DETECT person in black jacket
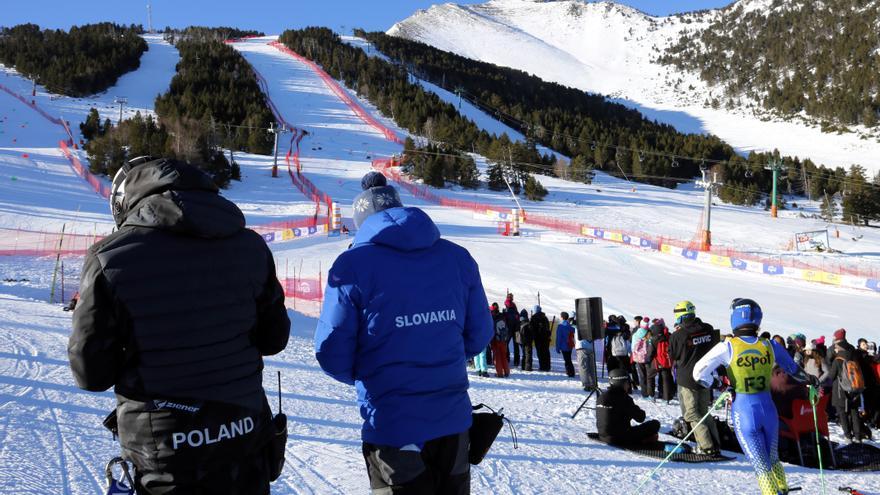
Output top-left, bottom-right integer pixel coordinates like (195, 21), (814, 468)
(68, 158), (291, 494)
(532, 306), (552, 371)
(504, 293), (520, 366)
(820, 343), (865, 443)
(825, 328), (854, 367)
(519, 310), (534, 372)
(669, 301), (721, 455)
(596, 369), (660, 446)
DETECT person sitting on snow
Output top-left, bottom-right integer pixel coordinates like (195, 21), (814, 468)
(596, 369), (660, 446)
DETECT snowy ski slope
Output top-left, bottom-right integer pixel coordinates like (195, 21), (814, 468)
(387, 0), (880, 176)
(0, 32), (878, 495)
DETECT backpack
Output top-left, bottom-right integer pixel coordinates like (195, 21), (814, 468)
(495, 320), (509, 342)
(836, 357), (866, 394)
(567, 327), (575, 350)
(654, 330), (672, 369)
(611, 334), (629, 357)
(632, 338), (648, 363)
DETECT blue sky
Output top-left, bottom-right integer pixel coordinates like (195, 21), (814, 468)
(3, 1), (734, 33)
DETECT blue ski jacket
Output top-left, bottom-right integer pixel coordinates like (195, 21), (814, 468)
(315, 207), (493, 447)
(556, 320), (575, 352)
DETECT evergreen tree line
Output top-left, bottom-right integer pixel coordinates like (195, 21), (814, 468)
(81, 30), (273, 187)
(161, 26), (264, 44)
(660, 0), (880, 128)
(365, 31), (880, 224)
(403, 137), (479, 189)
(279, 27), (549, 199)
(0, 23), (147, 96)
(365, 31), (736, 186)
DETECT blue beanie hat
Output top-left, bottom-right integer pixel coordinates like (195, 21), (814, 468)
(533, 305), (541, 314)
(352, 175), (402, 229)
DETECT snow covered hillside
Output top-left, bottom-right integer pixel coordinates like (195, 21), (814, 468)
(387, 0), (880, 176)
(343, 35), (880, 273)
(0, 33), (878, 495)
(0, 34), (178, 144)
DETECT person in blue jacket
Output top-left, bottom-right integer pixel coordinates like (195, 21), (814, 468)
(315, 172), (494, 494)
(693, 299), (817, 495)
(556, 311), (576, 377)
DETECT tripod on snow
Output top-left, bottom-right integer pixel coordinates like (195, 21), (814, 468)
(571, 347), (602, 420)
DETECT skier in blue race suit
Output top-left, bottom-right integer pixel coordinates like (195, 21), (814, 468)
(693, 298), (817, 495)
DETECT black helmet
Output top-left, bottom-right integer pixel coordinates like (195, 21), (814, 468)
(110, 155), (155, 227)
(608, 369), (630, 387)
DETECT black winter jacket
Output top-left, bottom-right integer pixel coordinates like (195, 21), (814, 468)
(669, 317), (719, 390)
(820, 347), (862, 408)
(597, 385), (646, 443)
(68, 161), (290, 479)
(531, 312), (551, 344)
(520, 320), (534, 346)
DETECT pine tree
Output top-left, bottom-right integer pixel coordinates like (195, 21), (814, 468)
(80, 108), (102, 141)
(821, 193), (837, 222)
(523, 174), (548, 201)
(487, 162), (506, 191)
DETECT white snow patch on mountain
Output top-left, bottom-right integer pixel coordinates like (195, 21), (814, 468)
(388, 0), (880, 175)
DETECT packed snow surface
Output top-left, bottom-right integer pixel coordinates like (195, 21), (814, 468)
(0, 33), (877, 495)
(387, 0), (880, 176)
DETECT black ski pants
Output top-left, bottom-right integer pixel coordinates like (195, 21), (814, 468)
(635, 363), (650, 398)
(648, 366), (675, 401)
(536, 340), (551, 371)
(603, 420), (661, 447)
(836, 396), (864, 441)
(561, 350), (575, 377)
(362, 431), (469, 494)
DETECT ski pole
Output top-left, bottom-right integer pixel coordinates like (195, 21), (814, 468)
(632, 391), (730, 495)
(809, 385), (827, 495)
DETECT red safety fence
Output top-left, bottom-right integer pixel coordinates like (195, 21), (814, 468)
(268, 41), (403, 145)
(60, 140), (111, 199)
(0, 82), (74, 144)
(372, 159), (880, 281)
(0, 214), (325, 257)
(250, 64), (291, 130)
(0, 226), (102, 256)
(280, 276), (323, 302)
(284, 129), (332, 220)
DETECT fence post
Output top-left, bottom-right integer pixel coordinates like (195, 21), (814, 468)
(49, 223), (66, 304)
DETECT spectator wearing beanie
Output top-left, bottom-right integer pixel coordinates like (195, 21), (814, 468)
(825, 328), (854, 368)
(316, 172), (493, 493)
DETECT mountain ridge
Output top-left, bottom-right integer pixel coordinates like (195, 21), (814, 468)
(387, 0), (880, 175)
